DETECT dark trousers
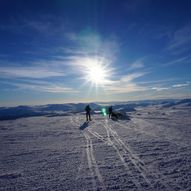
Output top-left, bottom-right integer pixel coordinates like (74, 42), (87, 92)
(86, 113), (91, 121)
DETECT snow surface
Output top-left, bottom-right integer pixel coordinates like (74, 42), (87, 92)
(0, 104), (191, 190)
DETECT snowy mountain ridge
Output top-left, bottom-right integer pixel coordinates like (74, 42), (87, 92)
(0, 98), (191, 120)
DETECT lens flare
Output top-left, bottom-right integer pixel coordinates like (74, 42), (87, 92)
(102, 108), (107, 116)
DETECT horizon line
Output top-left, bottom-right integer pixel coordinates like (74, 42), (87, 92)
(1, 97), (191, 108)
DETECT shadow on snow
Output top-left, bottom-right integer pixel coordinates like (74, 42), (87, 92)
(79, 121), (89, 130)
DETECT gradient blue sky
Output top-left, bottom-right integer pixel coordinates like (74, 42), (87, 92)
(0, 0), (191, 106)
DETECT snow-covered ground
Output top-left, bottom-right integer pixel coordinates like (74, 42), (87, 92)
(0, 105), (191, 190)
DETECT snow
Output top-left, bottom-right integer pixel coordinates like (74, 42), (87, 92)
(0, 103), (191, 190)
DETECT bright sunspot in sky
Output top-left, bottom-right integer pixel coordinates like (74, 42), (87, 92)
(85, 60), (108, 85)
(79, 57), (112, 87)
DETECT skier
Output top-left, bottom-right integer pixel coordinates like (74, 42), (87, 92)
(108, 106), (113, 119)
(85, 105), (92, 121)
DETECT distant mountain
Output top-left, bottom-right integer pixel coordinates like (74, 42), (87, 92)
(0, 103), (101, 120)
(176, 99), (191, 106)
(0, 99), (191, 120)
(0, 106), (45, 120)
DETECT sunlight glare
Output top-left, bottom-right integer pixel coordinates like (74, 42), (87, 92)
(87, 64), (106, 83)
(85, 58), (109, 85)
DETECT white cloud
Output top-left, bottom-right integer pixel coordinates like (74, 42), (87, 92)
(151, 87), (170, 91)
(105, 83), (148, 93)
(130, 60), (144, 69)
(163, 56), (191, 67)
(151, 82), (190, 91)
(42, 86), (77, 93)
(66, 31), (119, 61)
(172, 83), (190, 88)
(137, 77), (182, 85)
(123, 58), (147, 73)
(0, 66), (65, 78)
(120, 72), (146, 82)
(104, 72), (148, 93)
(2, 80), (77, 93)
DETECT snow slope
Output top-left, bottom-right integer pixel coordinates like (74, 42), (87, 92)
(0, 105), (191, 190)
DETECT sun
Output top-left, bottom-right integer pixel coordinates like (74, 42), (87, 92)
(85, 58), (109, 85)
(87, 64), (106, 84)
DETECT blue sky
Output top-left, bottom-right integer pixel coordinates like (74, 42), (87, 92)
(0, 0), (191, 106)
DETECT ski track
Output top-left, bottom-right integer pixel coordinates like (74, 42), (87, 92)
(104, 119), (151, 190)
(84, 132), (106, 191)
(84, 132), (97, 191)
(114, 121), (173, 189)
(66, 116), (106, 190)
(75, 147), (86, 181)
(114, 118), (190, 190)
(86, 120), (147, 190)
(87, 118), (172, 190)
(105, 120), (173, 191)
(87, 129), (109, 145)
